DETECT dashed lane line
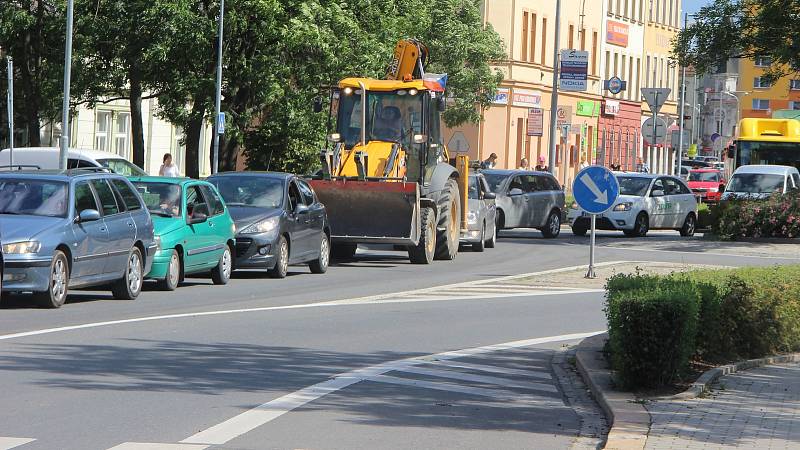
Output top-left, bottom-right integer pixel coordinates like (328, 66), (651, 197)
(0, 438), (35, 450)
(178, 331), (604, 446)
(106, 444), (208, 450)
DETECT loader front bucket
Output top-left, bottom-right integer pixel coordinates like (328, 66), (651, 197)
(308, 180), (420, 246)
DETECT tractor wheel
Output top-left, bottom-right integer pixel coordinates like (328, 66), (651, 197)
(434, 178), (461, 261)
(408, 207), (436, 264)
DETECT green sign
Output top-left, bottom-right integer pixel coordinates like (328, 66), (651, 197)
(576, 100), (600, 117)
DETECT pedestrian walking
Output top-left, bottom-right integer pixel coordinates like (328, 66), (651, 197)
(636, 157), (650, 173)
(159, 153), (181, 177)
(519, 158), (529, 170)
(579, 157), (588, 169)
(481, 153), (498, 169)
(534, 156), (549, 172)
(609, 159), (621, 171)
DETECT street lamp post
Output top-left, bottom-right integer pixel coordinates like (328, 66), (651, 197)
(211, 0), (225, 175)
(7, 55), (13, 167)
(59, 0), (75, 171)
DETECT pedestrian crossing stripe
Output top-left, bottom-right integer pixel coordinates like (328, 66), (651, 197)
(0, 438), (35, 450)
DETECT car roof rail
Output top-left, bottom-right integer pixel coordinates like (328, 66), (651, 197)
(0, 164), (42, 171)
(65, 167), (114, 174)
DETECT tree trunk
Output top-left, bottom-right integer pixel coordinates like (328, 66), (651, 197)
(184, 101), (206, 179)
(129, 74), (146, 169)
(220, 136), (239, 172)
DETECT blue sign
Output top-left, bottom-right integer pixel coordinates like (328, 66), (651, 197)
(216, 113), (225, 135)
(573, 166), (620, 214)
(604, 76), (627, 94)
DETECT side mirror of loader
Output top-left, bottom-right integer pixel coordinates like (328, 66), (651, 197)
(413, 134), (427, 145)
(437, 96), (447, 111)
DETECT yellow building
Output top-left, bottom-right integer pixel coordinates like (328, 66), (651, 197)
(738, 56), (800, 119)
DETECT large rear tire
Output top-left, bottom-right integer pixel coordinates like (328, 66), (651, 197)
(409, 207), (436, 264)
(434, 178), (461, 261)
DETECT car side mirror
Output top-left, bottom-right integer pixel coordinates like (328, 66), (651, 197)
(509, 188), (524, 197)
(483, 192), (497, 200)
(295, 204), (310, 215)
(189, 211), (208, 224)
(651, 189), (665, 197)
(413, 134), (427, 145)
(76, 209), (101, 223)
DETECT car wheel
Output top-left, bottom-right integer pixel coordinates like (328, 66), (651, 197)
(572, 225), (588, 237)
(309, 232), (330, 274)
(495, 210), (505, 235)
(211, 245), (233, 285)
(159, 250), (181, 291)
(680, 213), (696, 237)
(631, 212), (649, 237)
(473, 223), (486, 252)
(331, 243), (357, 261)
(112, 247), (143, 300)
(34, 250), (69, 308)
(434, 178), (461, 260)
(485, 221), (496, 248)
(542, 210), (561, 238)
(408, 207), (436, 264)
(268, 236), (289, 279)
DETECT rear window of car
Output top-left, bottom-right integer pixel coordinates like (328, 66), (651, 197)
(91, 179), (121, 216)
(111, 179), (142, 211)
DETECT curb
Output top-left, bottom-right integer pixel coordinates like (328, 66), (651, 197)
(661, 352), (800, 401)
(575, 333), (649, 450)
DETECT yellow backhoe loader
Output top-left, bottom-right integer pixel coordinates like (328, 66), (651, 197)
(308, 39), (469, 264)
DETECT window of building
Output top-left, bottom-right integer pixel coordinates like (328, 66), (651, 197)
(790, 80), (800, 90)
(754, 56), (772, 67)
(620, 55), (626, 97)
(530, 14), (537, 62)
(172, 126), (187, 173)
(592, 31), (598, 75)
(541, 18), (548, 65)
(752, 99), (770, 110)
(95, 111), (111, 152)
(790, 101), (800, 110)
(628, 58), (634, 100)
(113, 112), (131, 159)
(645, 56), (650, 88)
(580, 25), (585, 50)
(754, 77), (772, 89)
(568, 24), (574, 49)
(605, 51), (611, 80)
(521, 11), (529, 62)
(608, 0), (613, 15)
(635, 58), (641, 98)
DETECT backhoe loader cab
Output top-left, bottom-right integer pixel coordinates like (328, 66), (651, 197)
(308, 40), (468, 265)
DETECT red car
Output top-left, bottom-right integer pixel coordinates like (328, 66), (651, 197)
(687, 169), (726, 203)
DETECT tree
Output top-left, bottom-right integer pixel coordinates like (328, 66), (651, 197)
(673, 0), (800, 82)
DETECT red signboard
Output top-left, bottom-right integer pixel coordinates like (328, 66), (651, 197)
(606, 21), (629, 47)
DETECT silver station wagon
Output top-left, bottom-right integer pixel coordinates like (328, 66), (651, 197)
(0, 169), (156, 308)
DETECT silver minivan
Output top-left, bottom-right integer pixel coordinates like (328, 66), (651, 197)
(482, 170), (565, 238)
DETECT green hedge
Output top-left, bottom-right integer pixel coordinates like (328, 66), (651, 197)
(605, 265), (800, 389)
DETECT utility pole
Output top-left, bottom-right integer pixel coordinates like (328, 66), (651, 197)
(677, 13), (688, 177)
(7, 56), (13, 166)
(59, 0), (75, 170)
(211, 0), (225, 175)
(547, 0), (562, 175)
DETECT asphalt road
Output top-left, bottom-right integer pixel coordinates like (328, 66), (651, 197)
(0, 229), (797, 450)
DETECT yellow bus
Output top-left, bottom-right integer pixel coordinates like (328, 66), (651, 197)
(732, 118), (800, 170)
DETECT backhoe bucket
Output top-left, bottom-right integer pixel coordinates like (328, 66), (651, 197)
(308, 180), (420, 245)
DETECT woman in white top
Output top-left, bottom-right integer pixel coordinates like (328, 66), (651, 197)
(159, 153), (180, 177)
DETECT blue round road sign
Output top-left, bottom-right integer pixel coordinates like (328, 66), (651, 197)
(572, 166), (620, 214)
(607, 76), (624, 94)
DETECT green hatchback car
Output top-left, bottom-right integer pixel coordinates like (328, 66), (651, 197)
(130, 177), (235, 290)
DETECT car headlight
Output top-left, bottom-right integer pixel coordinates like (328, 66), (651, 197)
(240, 216), (279, 234)
(467, 211), (478, 224)
(613, 202), (633, 212)
(708, 187), (719, 193)
(3, 241), (41, 254)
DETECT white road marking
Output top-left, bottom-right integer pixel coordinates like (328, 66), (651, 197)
(106, 444), (208, 450)
(321, 288), (604, 305)
(366, 375), (568, 409)
(425, 360), (552, 380)
(0, 438), (35, 450)
(180, 331), (603, 445)
(391, 365), (558, 393)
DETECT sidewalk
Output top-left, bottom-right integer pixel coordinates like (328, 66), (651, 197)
(645, 362), (800, 449)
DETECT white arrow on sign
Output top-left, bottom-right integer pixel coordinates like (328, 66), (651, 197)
(580, 173), (608, 204)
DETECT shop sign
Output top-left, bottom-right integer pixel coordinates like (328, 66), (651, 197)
(556, 105), (573, 127)
(606, 20), (629, 47)
(527, 108), (544, 136)
(493, 88), (509, 105)
(513, 89), (542, 108)
(604, 100), (620, 116)
(577, 100), (600, 117)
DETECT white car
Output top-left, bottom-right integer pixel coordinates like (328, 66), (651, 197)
(0, 147), (146, 176)
(721, 164), (800, 200)
(567, 173), (698, 237)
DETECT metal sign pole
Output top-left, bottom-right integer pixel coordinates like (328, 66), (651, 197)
(652, 92), (657, 172)
(586, 213), (596, 278)
(59, 0), (74, 171)
(211, 0), (225, 175)
(6, 56), (13, 167)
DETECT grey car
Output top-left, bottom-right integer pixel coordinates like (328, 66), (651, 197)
(482, 169), (565, 238)
(208, 172), (330, 278)
(0, 170), (156, 307)
(460, 173), (497, 251)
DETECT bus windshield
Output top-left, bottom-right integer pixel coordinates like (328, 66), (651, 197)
(736, 141), (800, 170)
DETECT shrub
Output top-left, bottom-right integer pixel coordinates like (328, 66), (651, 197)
(712, 191), (800, 240)
(606, 276), (700, 389)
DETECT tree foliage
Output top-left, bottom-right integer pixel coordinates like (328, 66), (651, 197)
(673, 0), (800, 82)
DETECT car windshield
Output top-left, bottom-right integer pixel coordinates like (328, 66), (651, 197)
(482, 173), (507, 193)
(617, 176), (652, 196)
(689, 171), (720, 182)
(728, 173), (785, 194)
(468, 176), (481, 199)
(98, 158), (147, 176)
(0, 179), (68, 217)
(209, 176), (284, 209)
(132, 182), (182, 217)
(337, 89), (424, 150)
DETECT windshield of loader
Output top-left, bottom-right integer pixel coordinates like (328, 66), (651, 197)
(337, 88), (424, 150)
